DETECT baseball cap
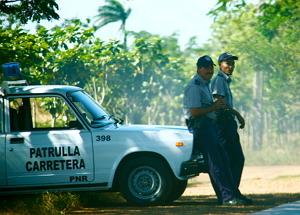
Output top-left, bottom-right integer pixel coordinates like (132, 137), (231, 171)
(196, 55), (216, 68)
(218, 52), (238, 62)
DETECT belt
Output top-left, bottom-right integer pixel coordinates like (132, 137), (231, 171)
(217, 111), (234, 121)
(186, 116), (214, 129)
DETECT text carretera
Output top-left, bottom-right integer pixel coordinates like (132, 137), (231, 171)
(25, 146), (85, 172)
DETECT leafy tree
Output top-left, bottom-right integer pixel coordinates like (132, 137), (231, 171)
(33, 19), (97, 87)
(94, 0), (131, 48)
(0, 0), (59, 23)
(1, 18), (190, 125)
(85, 33), (187, 125)
(0, 18), (97, 86)
(208, 0), (246, 17)
(257, 0), (300, 39)
(209, 2), (299, 149)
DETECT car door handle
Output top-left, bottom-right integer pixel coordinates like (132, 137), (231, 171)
(10, 137), (24, 144)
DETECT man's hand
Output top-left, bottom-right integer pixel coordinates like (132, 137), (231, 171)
(230, 108), (245, 129)
(212, 98), (227, 110)
(236, 114), (245, 129)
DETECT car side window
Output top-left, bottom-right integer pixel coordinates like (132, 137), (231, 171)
(9, 96), (83, 131)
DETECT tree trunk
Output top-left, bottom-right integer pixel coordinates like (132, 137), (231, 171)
(252, 70), (264, 150)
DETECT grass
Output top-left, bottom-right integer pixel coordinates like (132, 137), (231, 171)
(274, 175), (300, 180)
(0, 192), (126, 214)
(0, 192), (80, 215)
(243, 142), (300, 165)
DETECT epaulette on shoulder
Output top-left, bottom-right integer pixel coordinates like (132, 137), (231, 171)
(194, 79), (200, 85)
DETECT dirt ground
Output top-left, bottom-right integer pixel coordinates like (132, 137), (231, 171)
(71, 165), (300, 215)
(185, 165), (300, 196)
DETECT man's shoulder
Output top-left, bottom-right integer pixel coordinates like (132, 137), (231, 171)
(186, 75), (202, 87)
(212, 73), (226, 85)
(213, 72), (226, 80)
(184, 78), (203, 96)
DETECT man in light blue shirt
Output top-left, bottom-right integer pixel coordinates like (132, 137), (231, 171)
(183, 55), (247, 205)
(211, 52), (252, 205)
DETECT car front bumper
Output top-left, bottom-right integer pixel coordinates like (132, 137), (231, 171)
(179, 155), (208, 177)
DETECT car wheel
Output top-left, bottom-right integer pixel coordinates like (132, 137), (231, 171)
(119, 157), (174, 205)
(166, 179), (187, 202)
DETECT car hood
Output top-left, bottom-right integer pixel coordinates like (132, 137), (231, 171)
(115, 124), (189, 132)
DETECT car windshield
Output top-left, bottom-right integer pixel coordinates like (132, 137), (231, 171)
(68, 90), (114, 128)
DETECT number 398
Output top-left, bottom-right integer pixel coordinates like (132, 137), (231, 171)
(96, 135), (111, 142)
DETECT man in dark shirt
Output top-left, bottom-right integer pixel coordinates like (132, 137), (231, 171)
(211, 52), (252, 204)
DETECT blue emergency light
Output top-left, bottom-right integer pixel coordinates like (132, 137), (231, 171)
(2, 62), (23, 81)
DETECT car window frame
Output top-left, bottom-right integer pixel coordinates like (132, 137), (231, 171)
(6, 93), (88, 133)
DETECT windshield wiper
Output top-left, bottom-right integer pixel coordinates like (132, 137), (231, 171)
(108, 115), (124, 125)
(93, 114), (123, 125)
(93, 115), (106, 121)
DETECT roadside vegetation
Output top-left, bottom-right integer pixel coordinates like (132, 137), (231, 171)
(0, 192), (126, 214)
(0, 192), (80, 214)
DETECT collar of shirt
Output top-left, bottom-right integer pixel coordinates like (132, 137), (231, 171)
(218, 71), (232, 83)
(194, 74), (210, 86)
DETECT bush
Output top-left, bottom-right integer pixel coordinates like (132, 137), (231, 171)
(244, 141), (300, 165)
(35, 192), (80, 214)
(0, 192), (80, 215)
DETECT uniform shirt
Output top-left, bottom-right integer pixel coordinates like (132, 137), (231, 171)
(210, 71), (233, 108)
(183, 74), (216, 119)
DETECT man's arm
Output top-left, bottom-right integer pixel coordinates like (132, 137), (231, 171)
(190, 99), (226, 118)
(213, 94), (245, 129)
(230, 108), (245, 129)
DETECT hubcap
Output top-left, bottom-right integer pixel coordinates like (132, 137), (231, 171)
(128, 166), (162, 200)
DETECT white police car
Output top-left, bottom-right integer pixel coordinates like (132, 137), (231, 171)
(0, 63), (205, 205)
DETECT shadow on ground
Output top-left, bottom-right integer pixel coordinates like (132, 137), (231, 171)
(1, 192), (299, 214)
(71, 192), (300, 215)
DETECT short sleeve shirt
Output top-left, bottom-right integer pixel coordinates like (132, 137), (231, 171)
(183, 74), (215, 119)
(210, 71), (233, 108)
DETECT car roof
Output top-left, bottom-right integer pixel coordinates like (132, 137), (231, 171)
(3, 85), (82, 96)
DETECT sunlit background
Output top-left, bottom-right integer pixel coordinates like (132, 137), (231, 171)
(1, 0), (299, 165)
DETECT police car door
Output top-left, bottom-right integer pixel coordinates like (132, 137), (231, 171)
(0, 95), (5, 186)
(6, 95), (94, 187)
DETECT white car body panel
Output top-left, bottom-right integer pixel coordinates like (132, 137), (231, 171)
(0, 85), (199, 195)
(5, 130), (94, 186)
(91, 125), (193, 188)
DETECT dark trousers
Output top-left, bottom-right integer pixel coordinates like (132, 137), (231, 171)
(192, 117), (237, 202)
(216, 116), (245, 197)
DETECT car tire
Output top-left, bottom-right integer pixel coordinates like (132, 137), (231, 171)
(166, 179), (187, 202)
(119, 157), (174, 206)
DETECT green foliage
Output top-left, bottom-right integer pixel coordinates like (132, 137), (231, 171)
(0, 19), (97, 86)
(0, 19), (190, 125)
(0, 192), (80, 214)
(244, 139), (300, 165)
(84, 34), (187, 124)
(95, 0), (131, 28)
(207, 0), (299, 150)
(208, 0), (246, 17)
(36, 192), (80, 215)
(94, 0), (131, 47)
(210, 1), (299, 115)
(0, 0), (59, 24)
(257, 0), (300, 39)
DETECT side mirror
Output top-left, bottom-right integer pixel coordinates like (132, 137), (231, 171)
(68, 120), (83, 129)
